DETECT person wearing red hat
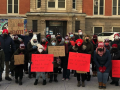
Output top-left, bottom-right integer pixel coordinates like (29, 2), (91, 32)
(46, 34), (51, 43)
(10, 42), (26, 85)
(61, 36), (72, 81)
(104, 39), (111, 51)
(94, 42), (111, 89)
(72, 39), (87, 87)
(69, 32), (75, 46)
(0, 29), (16, 81)
(91, 35), (98, 77)
(110, 44), (120, 86)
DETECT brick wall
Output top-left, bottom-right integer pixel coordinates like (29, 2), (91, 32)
(0, 0), (7, 14)
(105, 0), (112, 16)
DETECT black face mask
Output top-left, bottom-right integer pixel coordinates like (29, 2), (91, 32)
(33, 41), (37, 43)
(98, 48), (104, 52)
(3, 34), (8, 38)
(111, 48), (118, 53)
(86, 39), (89, 42)
(93, 39), (97, 42)
(41, 42), (45, 44)
(29, 33), (33, 36)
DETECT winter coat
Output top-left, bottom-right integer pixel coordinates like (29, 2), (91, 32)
(0, 35), (16, 61)
(75, 34), (83, 40)
(0, 49), (5, 72)
(14, 40), (20, 50)
(111, 40), (120, 51)
(94, 49), (112, 73)
(10, 49), (26, 70)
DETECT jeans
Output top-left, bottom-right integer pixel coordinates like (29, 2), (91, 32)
(36, 72), (46, 80)
(97, 71), (109, 84)
(63, 68), (70, 79)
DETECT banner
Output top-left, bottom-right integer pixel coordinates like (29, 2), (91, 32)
(112, 60), (120, 78)
(31, 54), (53, 72)
(68, 52), (91, 72)
(14, 55), (24, 65)
(8, 19), (24, 34)
(48, 46), (65, 57)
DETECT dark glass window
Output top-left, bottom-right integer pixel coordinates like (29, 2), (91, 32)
(94, 27), (102, 35)
(32, 20), (38, 32)
(75, 21), (80, 32)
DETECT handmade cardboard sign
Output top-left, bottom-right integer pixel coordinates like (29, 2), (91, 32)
(112, 60), (120, 78)
(31, 54), (53, 72)
(68, 52), (91, 72)
(48, 46), (65, 57)
(14, 55), (24, 65)
(8, 19), (24, 34)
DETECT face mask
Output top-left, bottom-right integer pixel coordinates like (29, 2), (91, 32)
(98, 48), (104, 52)
(41, 42), (45, 44)
(86, 39), (89, 42)
(70, 34), (73, 37)
(93, 39), (97, 42)
(33, 41), (37, 43)
(47, 38), (51, 41)
(115, 36), (119, 39)
(52, 42), (56, 46)
(38, 49), (43, 53)
(3, 34), (7, 37)
(65, 41), (69, 44)
(79, 32), (82, 35)
(105, 43), (109, 46)
(29, 33), (33, 36)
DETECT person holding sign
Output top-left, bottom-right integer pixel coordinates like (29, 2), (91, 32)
(31, 44), (46, 85)
(27, 34), (38, 78)
(41, 38), (48, 52)
(94, 42), (111, 89)
(72, 39), (87, 87)
(110, 44), (120, 86)
(10, 43), (26, 85)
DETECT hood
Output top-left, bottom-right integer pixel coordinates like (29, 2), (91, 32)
(30, 34), (38, 46)
(83, 35), (91, 43)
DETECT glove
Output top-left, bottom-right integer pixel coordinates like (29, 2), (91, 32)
(32, 46), (37, 49)
(99, 66), (103, 73)
(102, 66), (106, 73)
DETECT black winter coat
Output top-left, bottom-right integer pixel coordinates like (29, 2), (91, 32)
(14, 40), (20, 50)
(0, 36), (16, 61)
(111, 40), (120, 51)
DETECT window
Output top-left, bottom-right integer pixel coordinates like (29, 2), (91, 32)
(37, 0), (41, 8)
(47, 0), (66, 9)
(7, 0), (19, 14)
(113, 27), (120, 32)
(73, 0), (76, 9)
(32, 20), (38, 32)
(113, 0), (120, 15)
(75, 21), (80, 32)
(93, 27), (102, 35)
(94, 0), (104, 15)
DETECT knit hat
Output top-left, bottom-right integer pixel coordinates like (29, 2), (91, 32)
(76, 39), (83, 46)
(112, 44), (118, 48)
(114, 33), (119, 38)
(104, 39), (109, 42)
(93, 35), (97, 38)
(65, 35), (69, 40)
(98, 42), (104, 47)
(28, 30), (33, 32)
(30, 34), (38, 46)
(46, 34), (51, 38)
(19, 43), (25, 49)
(69, 32), (73, 35)
(37, 44), (44, 49)
(2, 29), (8, 34)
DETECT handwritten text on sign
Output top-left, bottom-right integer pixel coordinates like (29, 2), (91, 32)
(31, 54), (53, 72)
(14, 55), (24, 65)
(68, 52), (91, 72)
(48, 46), (65, 57)
(112, 60), (120, 78)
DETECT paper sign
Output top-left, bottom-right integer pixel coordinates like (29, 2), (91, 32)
(31, 54), (53, 72)
(76, 71), (87, 73)
(112, 60), (120, 78)
(48, 46), (65, 57)
(8, 19), (24, 34)
(14, 55), (24, 65)
(68, 52), (91, 72)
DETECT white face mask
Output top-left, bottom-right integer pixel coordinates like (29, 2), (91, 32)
(38, 49), (43, 53)
(115, 36), (119, 39)
(79, 32), (82, 35)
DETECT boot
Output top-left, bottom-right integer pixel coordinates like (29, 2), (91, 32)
(102, 83), (106, 89)
(99, 82), (102, 89)
(95, 71), (97, 76)
(82, 82), (85, 87)
(77, 81), (81, 87)
(43, 80), (46, 85)
(54, 74), (58, 82)
(0, 78), (2, 81)
(49, 74), (53, 83)
(115, 82), (119, 86)
(19, 79), (22, 85)
(87, 75), (91, 81)
(34, 79), (38, 85)
(5, 77), (12, 81)
(15, 79), (18, 83)
(110, 81), (115, 84)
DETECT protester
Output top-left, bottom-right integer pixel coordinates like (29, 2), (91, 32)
(10, 43), (26, 85)
(46, 34), (51, 44)
(31, 44), (46, 85)
(62, 36), (72, 81)
(41, 38), (48, 52)
(104, 39), (111, 51)
(110, 44), (120, 86)
(0, 29), (16, 81)
(13, 35), (20, 50)
(27, 34), (38, 78)
(72, 39), (87, 87)
(83, 35), (93, 81)
(91, 35), (98, 77)
(75, 29), (83, 40)
(18, 30), (33, 74)
(69, 32), (75, 46)
(49, 38), (60, 83)
(94, 42), (111, 89)
(0, 43), (5, 82)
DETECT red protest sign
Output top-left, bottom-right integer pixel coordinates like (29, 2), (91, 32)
(68, 52), (91, 72)
(112, 60), (120, 78)
(31, 54), (53, 72)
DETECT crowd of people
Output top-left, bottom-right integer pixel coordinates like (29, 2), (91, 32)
(0, 29), (120, 89)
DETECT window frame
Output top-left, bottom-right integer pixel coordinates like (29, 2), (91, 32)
(93, 26), (103, 35)
(47, 0), (66, 10)
(93, 0), (105, 15)
(72, 0), (76, 10)
(112, 0), (120, 15)
(36, 0), (41, 9)
(7, 0), (19, 14)
(112, 26), (120, 32)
